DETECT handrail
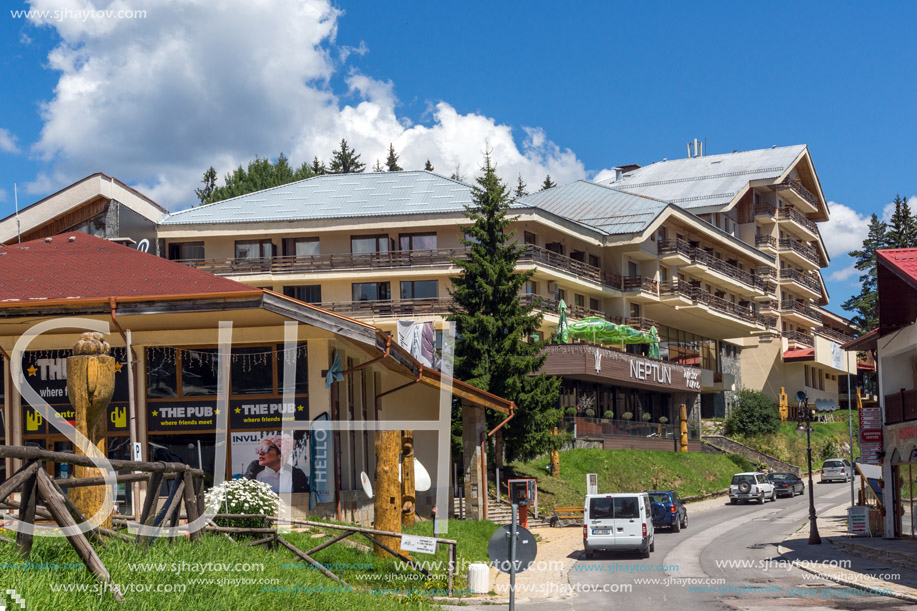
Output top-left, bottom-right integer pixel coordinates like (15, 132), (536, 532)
(756, 235), (777, 249)
(813, 326), (853, 344)
(779, 300), (823, 323)
(778, 238), (820, 264)
(779, 268), (821, 292)
(775, 206), (818, 233)
(777, 179), (820, 207)
(520, 244), (622, 289)
(622, 275), (658, 293)
(784, 330), (815, 347)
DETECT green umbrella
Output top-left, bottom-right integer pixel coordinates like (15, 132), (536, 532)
(556, 299), (570, 344)
(565, 317), (660, 358)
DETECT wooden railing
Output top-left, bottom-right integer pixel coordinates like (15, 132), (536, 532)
(756, 235), (777, 249)
(779, 300), (823, 323)
(885, 388), (917, 425)
(775, 206), (818, 234)
(520, 245), (622, 289)
(313, 298), (454, 318)
(519, 294), (606, 320)
(777, 178), (820, 208)
(778, 238), (820, 265)
(657, 238), (694, 259)
(779, 268), (821, 292)
(813, 326), (853, 345)
(784, 330), (815, 347)
(622, 275), (658, 293)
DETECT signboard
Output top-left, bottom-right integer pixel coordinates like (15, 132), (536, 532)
(400, 534), (437, 555)
(230, 398), (309, 429)
(859, 406), (883, 465)
(587, 473), (598, 496)
(309, 412), (334, 509)
(830, 342), (845, 371)
(861, 430), (883, 442)
(230, 430), (310, 493)
(543, 344), (700, 392)
(848, 506), (870, 536)
(20, 349), (129, 407)
(148, 400), (218, 431)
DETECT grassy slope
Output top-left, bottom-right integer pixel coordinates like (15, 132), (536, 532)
(508, 448), (742, 513)
(731, 411), (859, 471)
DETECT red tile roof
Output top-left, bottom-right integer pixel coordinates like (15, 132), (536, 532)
(0, 232), (256, 303)
(783, 347), (814, 362)
(877, 248), (917, 287)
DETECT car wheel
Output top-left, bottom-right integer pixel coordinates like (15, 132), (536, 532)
(681, 514), (688, 529)
(730, 498), (737, 505)
(770, 490), (777, 502)
(650, 540), (655, 553)
(641, 545), (650, 559)
(757, 494), (765, 504)
(672, 518), (681, 533)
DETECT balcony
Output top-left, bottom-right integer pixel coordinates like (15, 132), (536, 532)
(784, 329), (814, 347)
(776, 179), (820, 212)
(778, 268), (822, 297)
(519, 245), (622, 290)
(519, 294), (607, 321)
(657, 238), (693, 265)
(813, 326), (854, 345)
(659, 280), (693, 305)
(779, 300), (823, 325)
(313, 297), (453, 318)
(686, 249), (763, 294)
(176, 248), (467, 276)
(885, 389), (917, 425)
(755, 203), (777, 222)
(778, 238), (820, 266)
(691, 288), (760, 326)
(755, 235), (777, 253)
(622, 276), (659, 303)
(624, 316), (659, 332)
(775, 206), (819, 237)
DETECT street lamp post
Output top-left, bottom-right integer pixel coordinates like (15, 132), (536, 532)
(796, 391), (821, 545)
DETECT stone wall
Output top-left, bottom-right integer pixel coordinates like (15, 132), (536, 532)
(703, 435), (800, 475)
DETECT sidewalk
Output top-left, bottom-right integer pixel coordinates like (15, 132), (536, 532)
(777, 501), (917, 603)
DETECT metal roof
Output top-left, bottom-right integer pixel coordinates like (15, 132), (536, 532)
(515, 180), (669, 235)
(161, 171), (475, 225)
(598, 145), (807, 211)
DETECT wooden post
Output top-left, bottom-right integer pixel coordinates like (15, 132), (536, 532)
(182, 471), (201, 541)
(778, 387), (789, 422)
(401, 430), (416, 528)
(16, 468), (39, 557)
(550, 427), (561, 478)
(67, 332), (117, 531)
(373, 430), (401, 557)
(679, 404), (688, 452)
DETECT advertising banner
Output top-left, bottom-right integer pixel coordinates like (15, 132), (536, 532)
(231, 429), (310, 494)
(309, 412), (334, 509)
(230, 397), (309, 429)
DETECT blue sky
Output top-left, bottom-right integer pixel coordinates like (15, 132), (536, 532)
(1, 1), (915, 316)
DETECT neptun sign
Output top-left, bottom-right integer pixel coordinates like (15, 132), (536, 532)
(541, 344), (701, 393)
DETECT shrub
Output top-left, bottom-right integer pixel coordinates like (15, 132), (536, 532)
(821, 439), (840, 460)
(658, 416), (668, 424)
(585, 408), (595, 417)
(204, 478), (280, 530)
(603, 410), (614, 419)
(641, 413), (652, 422)
(726, 453), (756, 473)
(622, 412), (633, 420)
(565, 407), (577, 417)
(724, 389), (780, 437)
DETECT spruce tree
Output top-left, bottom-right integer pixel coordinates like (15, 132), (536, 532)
(842, 213), (888, 329)
(328, 138), (365, 174)
(513, 174), (528, 199)
(424, 159), (434, 171)
(887, 194), (917, 248)
(385, 143), (403, 171)
(310, 156), (326, 175)
(195, 166), (218, 205)
(449, 153), (562, 463)
(450, 164), (464, 182)
(541, 175), (557, 190)
(373, 159), (384, 173)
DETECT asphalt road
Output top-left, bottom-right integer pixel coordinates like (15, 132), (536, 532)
(517, 478), (913, 610)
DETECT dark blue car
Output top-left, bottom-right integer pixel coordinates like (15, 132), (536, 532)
(647, 490), (688, 532)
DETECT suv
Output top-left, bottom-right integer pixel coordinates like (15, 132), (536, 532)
(821, 459), (852, 483)
(729, 472), (776, 504)
(647, 490), (688, 532)
(583, 493), (655, 559)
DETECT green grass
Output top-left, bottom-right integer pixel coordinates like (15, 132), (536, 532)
(731, 412), (859, 471)
(507, 448), (744, 513)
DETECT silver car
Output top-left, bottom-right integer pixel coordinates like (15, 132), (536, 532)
(821, 459), (852, 483)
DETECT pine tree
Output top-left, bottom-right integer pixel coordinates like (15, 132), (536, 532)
(328, 138), (365, 174)
(513, 174), (528, 199)
(195, 166), (218, 205)
(424, 159), (434, 172)
(448, 153), (562, 463)
(887, 194), (917, 248)
(541, 175), (556, 190)
(842, 213), (888, 329)
(385, 143), (403, 171)
(450, 164), (464, 182)
(373, 159), (384, 173)
(310, 156), (326, 175)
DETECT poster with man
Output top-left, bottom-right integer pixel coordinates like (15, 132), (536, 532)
(231, 430), (310, 493)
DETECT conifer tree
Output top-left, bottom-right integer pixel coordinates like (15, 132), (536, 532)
(385, 143), (403, 171)
(450, 164), (464, 182)
(449, 153), (562, 463)
(373, 159), (384, 173)
(195, 166), (218, 205)
(513, 174), (528, 199)
(424, 159), (434, 171)
(842, 213), (888, 329)
(887, 194), (917, 248)
(541, 175), (556, 190)
(328, 138), (365, 174)
(310, 156), (326, 175)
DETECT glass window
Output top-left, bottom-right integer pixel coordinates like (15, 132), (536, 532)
(283, 237), (319, 257)
(277, 343), (309, 395)
(574, 294), (585, 308)
(149, 433), (217, 487)
(147, 347), (177, 398)
(283, 285), (322, 304)
(589, 298), (600, 311)
(614, 497), (639, 519)
(523, 231), (537, 246)
(589, 497), (614, 520)
(181, 349), (218, 396)
(351, 235), (389, 253)
(235, 240), (274, 259)
(231, 347), (274, 396)
(399, 233), (437, 251)
(352, 282), (391, 301)
(401, 280), (438, 300)
(588, 254), (600, 268)
(525, 281), (537, 294)
(168, 242), (204, 261)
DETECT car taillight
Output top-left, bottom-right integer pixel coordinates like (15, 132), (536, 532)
(642, 523), (647, 537)
(755, 486), (759, 493)
(840, 468), (845, 474)
(583, 525), (588, 538)
(670, 504), (677, 513)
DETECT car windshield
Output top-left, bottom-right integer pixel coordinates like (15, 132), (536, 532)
(732, 474), (756, 485)
(648, 493), (671, 504)
(768, 474), (788, 480)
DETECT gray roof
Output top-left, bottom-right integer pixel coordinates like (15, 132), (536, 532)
(161, 171), (474, 225)
(598, 145), (807, 212)
(515, 181), (669, 236)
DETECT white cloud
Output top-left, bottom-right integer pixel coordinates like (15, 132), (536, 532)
(829, 265), (858, 282)
(25, 0), (586, 208)
(820, 201), (869, 259)
(0, 189), (7, 203)
(0, 129), (20, 154)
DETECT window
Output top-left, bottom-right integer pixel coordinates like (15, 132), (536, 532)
(351, 234), (390, 253)
(588, 254), (600, 268)
(182, 349), (218, 396)
(352, 282), (391, 301)
(283, 237), (319, 257)
(523, 231), (537, 246)
(401, 280), (438, 300)
(283, 285), (322, 304)
(546, 242), (564, 255)
(399, 233), (437, 251)
(525, 281), (537, 294)
(657, 226), (667, 243)
(235, 239), (275, 259)
(231, 347), (274, 396)
(574, 294), (585, 308)
(147, 347), (178, 398)
(589, 298), (600, 311)
(628, 261), (639, 276)
(168, 242), (204, 261)
(557, 289), (566, 302)
(571, 251), (585, 263)
(659, 266), (668, 283)
(277, 343), (309, 395)
(630, 303), (640, 317)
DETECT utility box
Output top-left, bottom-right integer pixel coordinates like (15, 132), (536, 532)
(507, 478), (538, 515)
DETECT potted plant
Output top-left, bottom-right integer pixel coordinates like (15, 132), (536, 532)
(585, 408), (595, 418)
(658, 416), (669, 424)
(603, 410), (614, 420)
(565, 407), (577, 418)
(622, 412), (633, 420)
(642, 413), (653, 422)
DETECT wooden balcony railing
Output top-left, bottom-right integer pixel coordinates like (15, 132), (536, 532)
(313, 297), (454, 318)
(778, 238), (820, 265)
(519, 245), (622, 289)
(755, 235), (777, 249)
(692, 288), (759, 324)
(885, 388), (917, 425)
(779, 268), (821, 293)
(779, 300), (823, 323)
(784, 330), (815, 347)
(777, 179), (820, 208)
(519, 294), (606, 320)
(622, 276), (658, 293)
(657, 238), (694, 259)
(660, 240), (765, 293)
(775, 206), (818, 234)
(813, 326), (854, 345)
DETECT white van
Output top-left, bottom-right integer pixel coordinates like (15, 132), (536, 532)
(583, 493), (655, 559)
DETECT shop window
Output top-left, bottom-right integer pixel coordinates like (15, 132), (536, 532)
(282, 237), (319, 257)
(149, 433), (217, 487)
(352, 282), (391, 301)
(283, 285), (322, 304)
(277, 343), (309, 395)
(235, 239), (275, 259)
(231, 347), (274, 396)
(399, 233), (437, 251)
(401, 280), (438, 300)
(351, 234), (390, 253)
(147, 347), (178, 398)
(182, 349), (219, 396)
(167, 242), (204, 261)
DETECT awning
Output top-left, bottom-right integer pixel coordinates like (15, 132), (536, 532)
(842, 328), (878, 352)
(783, 347), (815, 362)
(857, 360), (876, 372)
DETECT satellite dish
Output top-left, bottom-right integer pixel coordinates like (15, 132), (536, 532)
(360, 471), (373, 499)
(828, 399), (837, 411)
(415, 457), (432, 492)
(795, 391), (807, 403)
(814, 398), (824, 412)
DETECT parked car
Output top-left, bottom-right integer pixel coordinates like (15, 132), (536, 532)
(647, 490), (688, 532)
(583, 493), (655, 559)
(821, 459), (852, 483)
(767, 472), (804, 497)
(729, 472), (776, 504)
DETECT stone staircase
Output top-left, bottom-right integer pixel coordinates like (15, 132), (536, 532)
(452, 495), (551, 527)
(703, 434), (801, 475)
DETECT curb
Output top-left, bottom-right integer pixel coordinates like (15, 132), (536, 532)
(776, 539), (917, 605)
